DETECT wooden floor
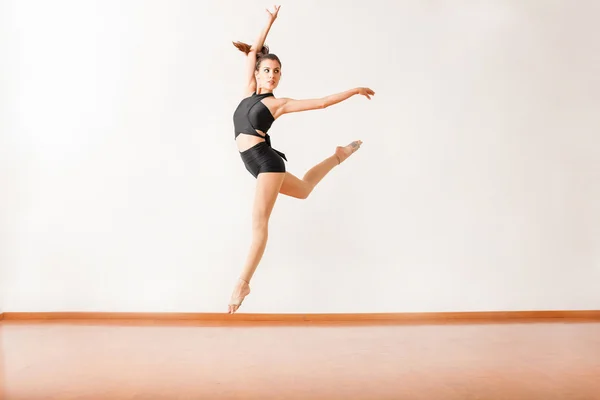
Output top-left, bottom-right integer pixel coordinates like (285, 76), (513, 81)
(1, 319), (599, 399)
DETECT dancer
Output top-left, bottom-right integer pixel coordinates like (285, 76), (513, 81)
(229, 5), (375, 313)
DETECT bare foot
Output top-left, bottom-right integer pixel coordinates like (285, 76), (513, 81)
(228, 278), (251, 314)
(335, 140), (363, 164)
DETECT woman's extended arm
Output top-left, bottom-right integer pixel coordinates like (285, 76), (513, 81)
(274, 87), (375, 117)
(323, 87), (374, 106)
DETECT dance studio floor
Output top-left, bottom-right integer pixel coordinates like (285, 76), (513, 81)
(1, 319), (599, 399)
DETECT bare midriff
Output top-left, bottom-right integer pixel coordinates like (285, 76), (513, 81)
(236, 130), (266, 152)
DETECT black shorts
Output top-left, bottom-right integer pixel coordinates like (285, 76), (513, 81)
(239, 141), (286, 178)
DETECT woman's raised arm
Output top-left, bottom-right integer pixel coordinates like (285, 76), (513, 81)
(232, 5), (281, 93)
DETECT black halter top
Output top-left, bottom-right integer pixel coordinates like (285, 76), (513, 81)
(233, 92), (286, 161)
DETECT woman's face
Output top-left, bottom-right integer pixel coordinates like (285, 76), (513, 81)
(255, 59), (281, 91)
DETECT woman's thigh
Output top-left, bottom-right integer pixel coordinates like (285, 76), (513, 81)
(252, 172), (286, 224)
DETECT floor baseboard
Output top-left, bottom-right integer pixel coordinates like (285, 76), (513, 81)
(2, 310), (599, 324)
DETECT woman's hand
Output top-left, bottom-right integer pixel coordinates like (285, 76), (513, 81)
(266, 5), (281, 23)
(356, 87), (375, 100)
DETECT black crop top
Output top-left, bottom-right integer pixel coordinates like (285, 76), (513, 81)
(233, 92), (275, 138)
(233, 92), (287, 161)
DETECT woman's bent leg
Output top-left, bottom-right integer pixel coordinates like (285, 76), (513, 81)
(279, 140), (362, 199)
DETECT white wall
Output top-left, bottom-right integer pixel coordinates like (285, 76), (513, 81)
(1, 0), (13, 315)
(3, 0), (599, 313)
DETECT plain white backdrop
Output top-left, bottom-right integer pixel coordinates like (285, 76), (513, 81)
(1, 0), (599, 313)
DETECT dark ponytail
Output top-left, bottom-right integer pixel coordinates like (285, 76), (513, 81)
(232, 41), (281, 71)
(232, 41), (269, 56)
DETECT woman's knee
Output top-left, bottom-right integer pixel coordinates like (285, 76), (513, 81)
(289, 182), (314, 199)
(299, 182), (315, 199)
(298, 188), (311, 199)
(251, 213), (270, 232)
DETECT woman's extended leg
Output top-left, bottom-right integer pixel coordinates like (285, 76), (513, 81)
(229, 171), (285, 314)
(280, 140), (362, 199)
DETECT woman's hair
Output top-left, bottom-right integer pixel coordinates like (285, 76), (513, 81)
(232, 41), (281, 70)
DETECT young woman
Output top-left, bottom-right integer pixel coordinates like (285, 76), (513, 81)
(229, 5), (375, 313)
